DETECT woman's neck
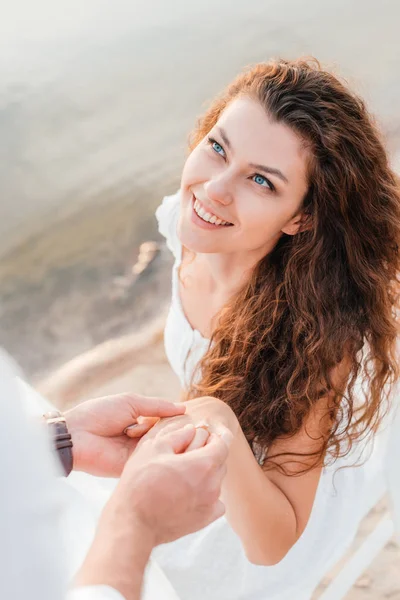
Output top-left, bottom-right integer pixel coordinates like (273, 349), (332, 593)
(199, 248), (265, 295)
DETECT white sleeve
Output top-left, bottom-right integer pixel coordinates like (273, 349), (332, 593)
(0, 350), (67, 600)
(155, 190), (181, 259)
(67, 585), (126, 600)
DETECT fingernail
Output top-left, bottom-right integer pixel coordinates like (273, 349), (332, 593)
(174, 402), (186, 411)
(183, 423), (195, 430)
(124, 424), (139, 434)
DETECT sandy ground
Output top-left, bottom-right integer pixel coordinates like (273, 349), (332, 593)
(38, 334), (400, 600)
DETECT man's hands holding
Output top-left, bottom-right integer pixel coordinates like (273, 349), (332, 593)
(115, 421), (232, 544)
(75, 419), (232, 600)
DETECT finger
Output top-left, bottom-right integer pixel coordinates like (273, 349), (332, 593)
(185, 427), (210, 452)
(138, 415), (160, 425)
(151, 417), (191, 438)
(118, 393), (186, 419)
(157, 424), (197, 454)
(136, 415), (160, 431)
(209, 425), (234, 449)
(124, 420), (157, 438)
(132, 416), (191, 443)
(192, 433), (230, 466)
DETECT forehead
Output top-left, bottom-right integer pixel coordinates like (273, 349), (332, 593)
(215, 96), (310, 187)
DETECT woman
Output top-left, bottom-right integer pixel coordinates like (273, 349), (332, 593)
(136, 58), (400, 600)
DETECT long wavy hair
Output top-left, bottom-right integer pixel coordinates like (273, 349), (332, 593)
(187, 58), (400, 471)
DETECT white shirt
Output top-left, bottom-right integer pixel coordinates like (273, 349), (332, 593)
(154, 191), (391, 600)
(0, 349), (125, 600)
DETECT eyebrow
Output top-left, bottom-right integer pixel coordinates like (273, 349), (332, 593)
(217, 126), (289, 184)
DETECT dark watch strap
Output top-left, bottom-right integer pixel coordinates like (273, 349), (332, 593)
(43, 410), (73, 477)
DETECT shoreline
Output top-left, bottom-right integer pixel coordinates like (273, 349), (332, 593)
(0, 180), (179, 382)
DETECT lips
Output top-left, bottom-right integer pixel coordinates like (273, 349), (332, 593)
(192, 196), (233, 227)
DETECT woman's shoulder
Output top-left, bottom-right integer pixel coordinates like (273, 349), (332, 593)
(155, 190), (181, 259)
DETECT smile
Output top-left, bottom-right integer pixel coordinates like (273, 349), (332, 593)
(193, 197), (233, 226)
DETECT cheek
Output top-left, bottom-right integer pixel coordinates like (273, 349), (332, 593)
(239, 200), (289, 239)
(181, 147), (209, 187)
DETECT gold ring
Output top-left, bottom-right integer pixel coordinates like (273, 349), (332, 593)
(195, 424), (210, 432)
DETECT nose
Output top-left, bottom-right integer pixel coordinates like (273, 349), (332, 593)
(203, 174), (233, 206)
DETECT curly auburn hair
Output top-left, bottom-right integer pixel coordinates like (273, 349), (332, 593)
(187, 58), (400, 470)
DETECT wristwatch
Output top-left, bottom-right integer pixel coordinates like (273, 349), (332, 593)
(43, 410), (74, 477)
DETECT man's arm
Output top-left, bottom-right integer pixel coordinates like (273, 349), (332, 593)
(75, 424), (231, 600)
(74, 508), (153, 600)
(2, 351), (126, 600)
(1, 349), (230, 600)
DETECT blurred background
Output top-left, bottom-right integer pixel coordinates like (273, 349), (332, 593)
(1, 0), (400, 384)
(1, 1), (400, 597)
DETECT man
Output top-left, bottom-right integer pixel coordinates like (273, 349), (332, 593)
(0, 350), (231, 600)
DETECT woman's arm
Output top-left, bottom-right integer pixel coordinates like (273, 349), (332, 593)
(183, 359), (350, 566)
(183, 397), (325, 565)
(212, 400), (322, 565)
(138, 385), (338, 566)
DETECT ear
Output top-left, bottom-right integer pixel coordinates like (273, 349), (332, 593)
(281, 211), (312, 236)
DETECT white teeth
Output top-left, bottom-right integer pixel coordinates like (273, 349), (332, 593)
(193, 197), (231, 226)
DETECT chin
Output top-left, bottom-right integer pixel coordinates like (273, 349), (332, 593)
(178, 220), (223, 254)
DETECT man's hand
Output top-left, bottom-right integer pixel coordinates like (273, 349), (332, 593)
(75, 422), (232, 600)
(64, 393), (185, 477)
(119, 421), (232, 544)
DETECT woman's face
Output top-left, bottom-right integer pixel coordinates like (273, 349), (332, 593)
(179, 96), (310, 257)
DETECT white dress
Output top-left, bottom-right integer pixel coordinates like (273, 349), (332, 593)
(153, 191), (390, 600)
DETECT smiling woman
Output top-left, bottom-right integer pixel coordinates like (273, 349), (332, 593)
(150, 58), (400, 600)
(179, 96), (309, 258)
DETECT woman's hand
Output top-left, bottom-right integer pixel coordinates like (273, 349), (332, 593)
(184, 396), (239, 437)
(126, 396), (239, 447)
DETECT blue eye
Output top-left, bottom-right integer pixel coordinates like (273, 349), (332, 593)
(208, 137), (226, 158)
(253, 174), (274, 191)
